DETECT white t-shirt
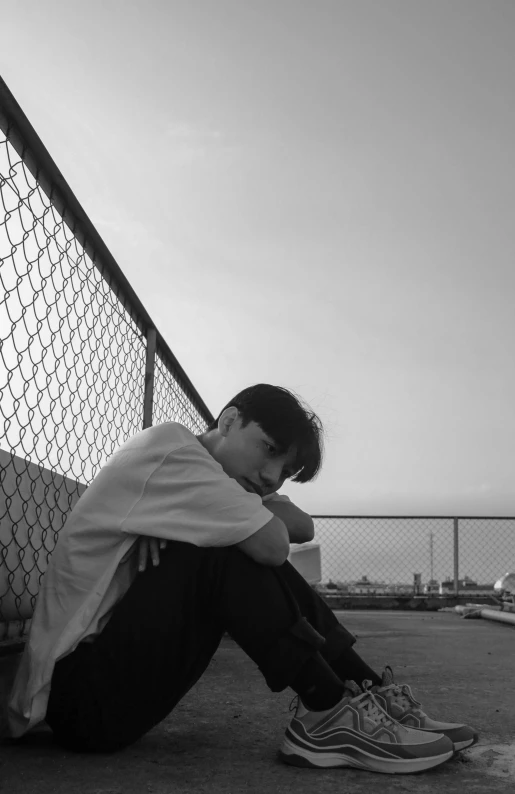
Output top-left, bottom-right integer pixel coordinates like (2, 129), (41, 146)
(8, 422), (279, 737)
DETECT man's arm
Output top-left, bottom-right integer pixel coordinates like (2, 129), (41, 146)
(263, 498), (315, 544)
(138, 514), (291, 571)
(138, 498), (313, 572)
(235, 516), (290, 566)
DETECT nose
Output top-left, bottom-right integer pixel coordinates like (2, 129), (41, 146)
(259, 458), (285, 489)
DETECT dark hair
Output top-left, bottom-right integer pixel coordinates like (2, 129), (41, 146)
(208, 384), (324, 483)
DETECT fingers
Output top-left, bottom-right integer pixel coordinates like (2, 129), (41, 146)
(138, 537), (167, 572)
(138, 538), (149, 572)
(150, 537), (160, 567)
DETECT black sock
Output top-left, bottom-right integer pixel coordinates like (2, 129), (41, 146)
(329, 647), (382, 689)
(290, 652), (346, 711)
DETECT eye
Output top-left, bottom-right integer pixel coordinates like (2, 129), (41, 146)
(264, 442), (277, 456)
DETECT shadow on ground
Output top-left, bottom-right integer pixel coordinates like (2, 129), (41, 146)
(1, 611), (514, 794)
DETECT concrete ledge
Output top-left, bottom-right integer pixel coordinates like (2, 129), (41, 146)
(318, 593), (498, 610)
(0, 449), (86, 622)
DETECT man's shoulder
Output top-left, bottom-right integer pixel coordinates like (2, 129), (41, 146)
(121, 421), (200, 453)
(145, 421), (199, 441)
(98, 423), (206, 480)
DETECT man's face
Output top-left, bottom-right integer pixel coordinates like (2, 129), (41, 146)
(215, 411), (297, 497)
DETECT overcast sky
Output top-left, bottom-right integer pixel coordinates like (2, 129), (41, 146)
(2, 0), (514, 516)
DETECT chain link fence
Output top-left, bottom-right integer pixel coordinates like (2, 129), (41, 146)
(313, 516), (514, 594)
(1, 78), (514, 644)
(0, 77), (213, 641)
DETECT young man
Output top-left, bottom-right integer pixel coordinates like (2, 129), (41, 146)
(8, 384), (477, 773)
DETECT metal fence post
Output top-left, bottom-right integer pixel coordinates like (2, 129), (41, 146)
(453, 517), (460, 596)
(143, 327), (157, 429)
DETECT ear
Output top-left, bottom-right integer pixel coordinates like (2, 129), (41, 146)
(218, 406), (240, 437)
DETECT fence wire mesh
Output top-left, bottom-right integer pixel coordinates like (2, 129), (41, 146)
(457, 518), (515, 587)
(312, 516), (515, 594)
(0, 132), (148, 481)
(0, 85), (212, 640)
(153, 349), (209, 431)
(1, 80), (513, 646)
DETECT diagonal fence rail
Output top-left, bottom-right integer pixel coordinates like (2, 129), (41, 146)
(0, 76), (214, 641)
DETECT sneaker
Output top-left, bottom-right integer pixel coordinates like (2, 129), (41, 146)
(279, 683), (454, 774)
(372, 667), (478, 751)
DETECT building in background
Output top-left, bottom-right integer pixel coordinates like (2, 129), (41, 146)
(439, 576), (494, 597)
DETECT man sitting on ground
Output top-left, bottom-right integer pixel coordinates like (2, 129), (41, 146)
(8, 384), (477, 773)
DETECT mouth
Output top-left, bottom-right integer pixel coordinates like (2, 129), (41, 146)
(243, 479), (264, 498)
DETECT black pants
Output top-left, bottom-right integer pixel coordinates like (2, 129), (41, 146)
(46, 541), (355, 752)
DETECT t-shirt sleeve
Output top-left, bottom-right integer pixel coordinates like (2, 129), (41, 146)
(120, 442), (274, 547)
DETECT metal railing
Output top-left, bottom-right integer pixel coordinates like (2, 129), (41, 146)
(312, 516), (514, 596)
(1, 75), (513, 641)
(0, 76), (214, 640)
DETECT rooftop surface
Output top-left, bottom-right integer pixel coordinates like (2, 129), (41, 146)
(1, 610), (514, 794)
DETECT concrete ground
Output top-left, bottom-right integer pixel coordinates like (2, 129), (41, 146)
(0, 610), (514, 794)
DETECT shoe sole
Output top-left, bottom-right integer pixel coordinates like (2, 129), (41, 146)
(415, 728), (479, 753)
(452, 734), (479, 752)
(279, 736), (453, 774)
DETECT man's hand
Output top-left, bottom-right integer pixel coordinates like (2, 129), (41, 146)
(138, 537), (167, 572)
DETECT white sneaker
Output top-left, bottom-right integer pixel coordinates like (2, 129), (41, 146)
(279, 684), (454, 774)
(372, 666), (478, 751)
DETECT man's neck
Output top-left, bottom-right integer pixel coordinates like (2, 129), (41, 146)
(196, 430), (216, 457)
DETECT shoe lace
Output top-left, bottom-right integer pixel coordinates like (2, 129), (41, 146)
(357, 691), (399, 729)
(289, 695), (299, 713)
(382, 683), (422, 709)
(377, 668), (422, 709)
